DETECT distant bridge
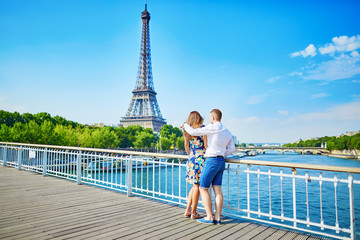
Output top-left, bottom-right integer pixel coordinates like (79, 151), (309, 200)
(236, 146), (330, 155)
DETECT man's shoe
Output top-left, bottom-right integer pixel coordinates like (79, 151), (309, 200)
(214, 219), (221, 225)
(197, 218), (214, 224)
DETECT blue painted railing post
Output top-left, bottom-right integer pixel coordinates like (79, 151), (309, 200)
(127, 156), (133, 197)
(348, 174), (356, 240)
(17, 147), (22, 171)
(42, 148), (47, 177)
(77, 151), (82, 185)
(3, 145), (7, 166)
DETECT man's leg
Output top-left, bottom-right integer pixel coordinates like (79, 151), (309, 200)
(213, 186), (223, 221)
(199, 187), (213, 220)
(198, 158), (217, 221)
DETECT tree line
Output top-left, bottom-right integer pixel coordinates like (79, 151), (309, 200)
(283, 134), (360, 150)
(0, 110), (184, 150)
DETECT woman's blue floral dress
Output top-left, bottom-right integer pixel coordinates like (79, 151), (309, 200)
(185, 134), (206, 184)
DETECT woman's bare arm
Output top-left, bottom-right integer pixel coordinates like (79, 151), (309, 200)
(203, 135), (208, 150)
(184, 138), (190, 155)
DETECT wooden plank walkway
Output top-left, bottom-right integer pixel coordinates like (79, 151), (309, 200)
(0, 166), (328, 240)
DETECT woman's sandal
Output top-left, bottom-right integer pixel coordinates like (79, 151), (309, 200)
(191, 213), (202, 220)
(184, 211), (191, 218)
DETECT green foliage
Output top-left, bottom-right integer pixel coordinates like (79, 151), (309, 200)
(176, 136), (185, 150)
(0, 110), (79, 128)
(0, 124), (11, 142)
(284, 133), (360, 150)
(133, 131), (155, 149)
(92, 127), (119, 149)
(159, 124), (183, 150)
(0, 110), (184, 151)
(158, 137), (172, 150)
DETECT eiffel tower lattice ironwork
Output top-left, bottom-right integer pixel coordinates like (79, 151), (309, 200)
(120, 3), (166, 132)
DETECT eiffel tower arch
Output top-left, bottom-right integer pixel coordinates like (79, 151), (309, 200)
(120, 3), (166, 133)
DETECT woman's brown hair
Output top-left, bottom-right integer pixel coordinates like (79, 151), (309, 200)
(183, 111), (204, 141)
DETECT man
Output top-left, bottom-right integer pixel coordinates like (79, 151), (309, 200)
(183, 109), (235, 224)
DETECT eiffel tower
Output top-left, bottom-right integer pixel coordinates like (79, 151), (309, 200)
(120, 2), (166, 132)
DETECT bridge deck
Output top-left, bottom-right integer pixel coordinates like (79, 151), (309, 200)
(0, 166), (327, 240)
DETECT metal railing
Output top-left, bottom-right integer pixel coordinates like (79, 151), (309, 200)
(0, 142), (359, 240)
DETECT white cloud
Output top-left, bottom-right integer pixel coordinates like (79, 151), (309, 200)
(351, 94), (360, 98)
(266, 76), (283, 83)
(245, 95), (264, 105)
(290, 52), (300, 57)
(269, 37), (360, 84)
(291, 101), (360, 121)
(319, 35), (360, 55)
(225, 101), (360, 142)
(304, 53), (360, 81)
(292, 35), (360, 59)
(310, 93), (329, 99)
(288, 71), (303, 77)
(351, 51), (359, 57)
(319, 44), (336, 55)
(353, 80), (360, 83)
(291, 44), (317, 58)
(277, 110), (288, 116)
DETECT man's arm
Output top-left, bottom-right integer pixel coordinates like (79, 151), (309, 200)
(224, 136), (236, 157)
(183, 123), (223, 136)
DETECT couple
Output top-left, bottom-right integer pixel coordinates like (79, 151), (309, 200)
(182, 109), (235, 224)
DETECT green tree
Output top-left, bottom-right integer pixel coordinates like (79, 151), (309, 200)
(327, 140), (335, 151)
(125, 125), (144, 147)
(79, 127), (94, 147)
(92, 127), (119, 149)
(133, 131), (155, 148)
(0, 124), (11, 141)
(34, 112), (53, 125)
(176, 136), (185, 150)
(24, 120), (41, 144)
(40, 120), (55, 144)
(22, 113), (34, 124)
(158, 137), (172, 150)
(351, 134), (360, 149)
(114, 126), (132, 148)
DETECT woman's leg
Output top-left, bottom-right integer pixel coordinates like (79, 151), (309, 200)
(191, 184), (200, 214)
(185, 187), (193, 215)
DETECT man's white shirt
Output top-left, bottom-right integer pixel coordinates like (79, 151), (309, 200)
(183, 122), (235, 158)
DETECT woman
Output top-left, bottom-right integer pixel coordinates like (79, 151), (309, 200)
(183, 111), (207, 219)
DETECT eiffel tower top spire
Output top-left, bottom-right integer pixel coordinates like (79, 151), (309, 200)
(134, 1), (153, 93)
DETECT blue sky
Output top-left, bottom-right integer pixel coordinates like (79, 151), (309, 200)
(0, 0), (359, 143)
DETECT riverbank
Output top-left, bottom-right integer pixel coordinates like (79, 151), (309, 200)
(328, 154), (360, 159)
(328, 149), (360, 159)
(328, 149), (360, 160)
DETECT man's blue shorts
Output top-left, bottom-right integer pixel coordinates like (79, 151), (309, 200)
(199, 156), (225, 189)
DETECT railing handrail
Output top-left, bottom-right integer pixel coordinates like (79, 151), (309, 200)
(236, 146), (328, 150)
(226, 159), (360, 174)
(0, 141), (187, 159)
(1, 141), (360, 174)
